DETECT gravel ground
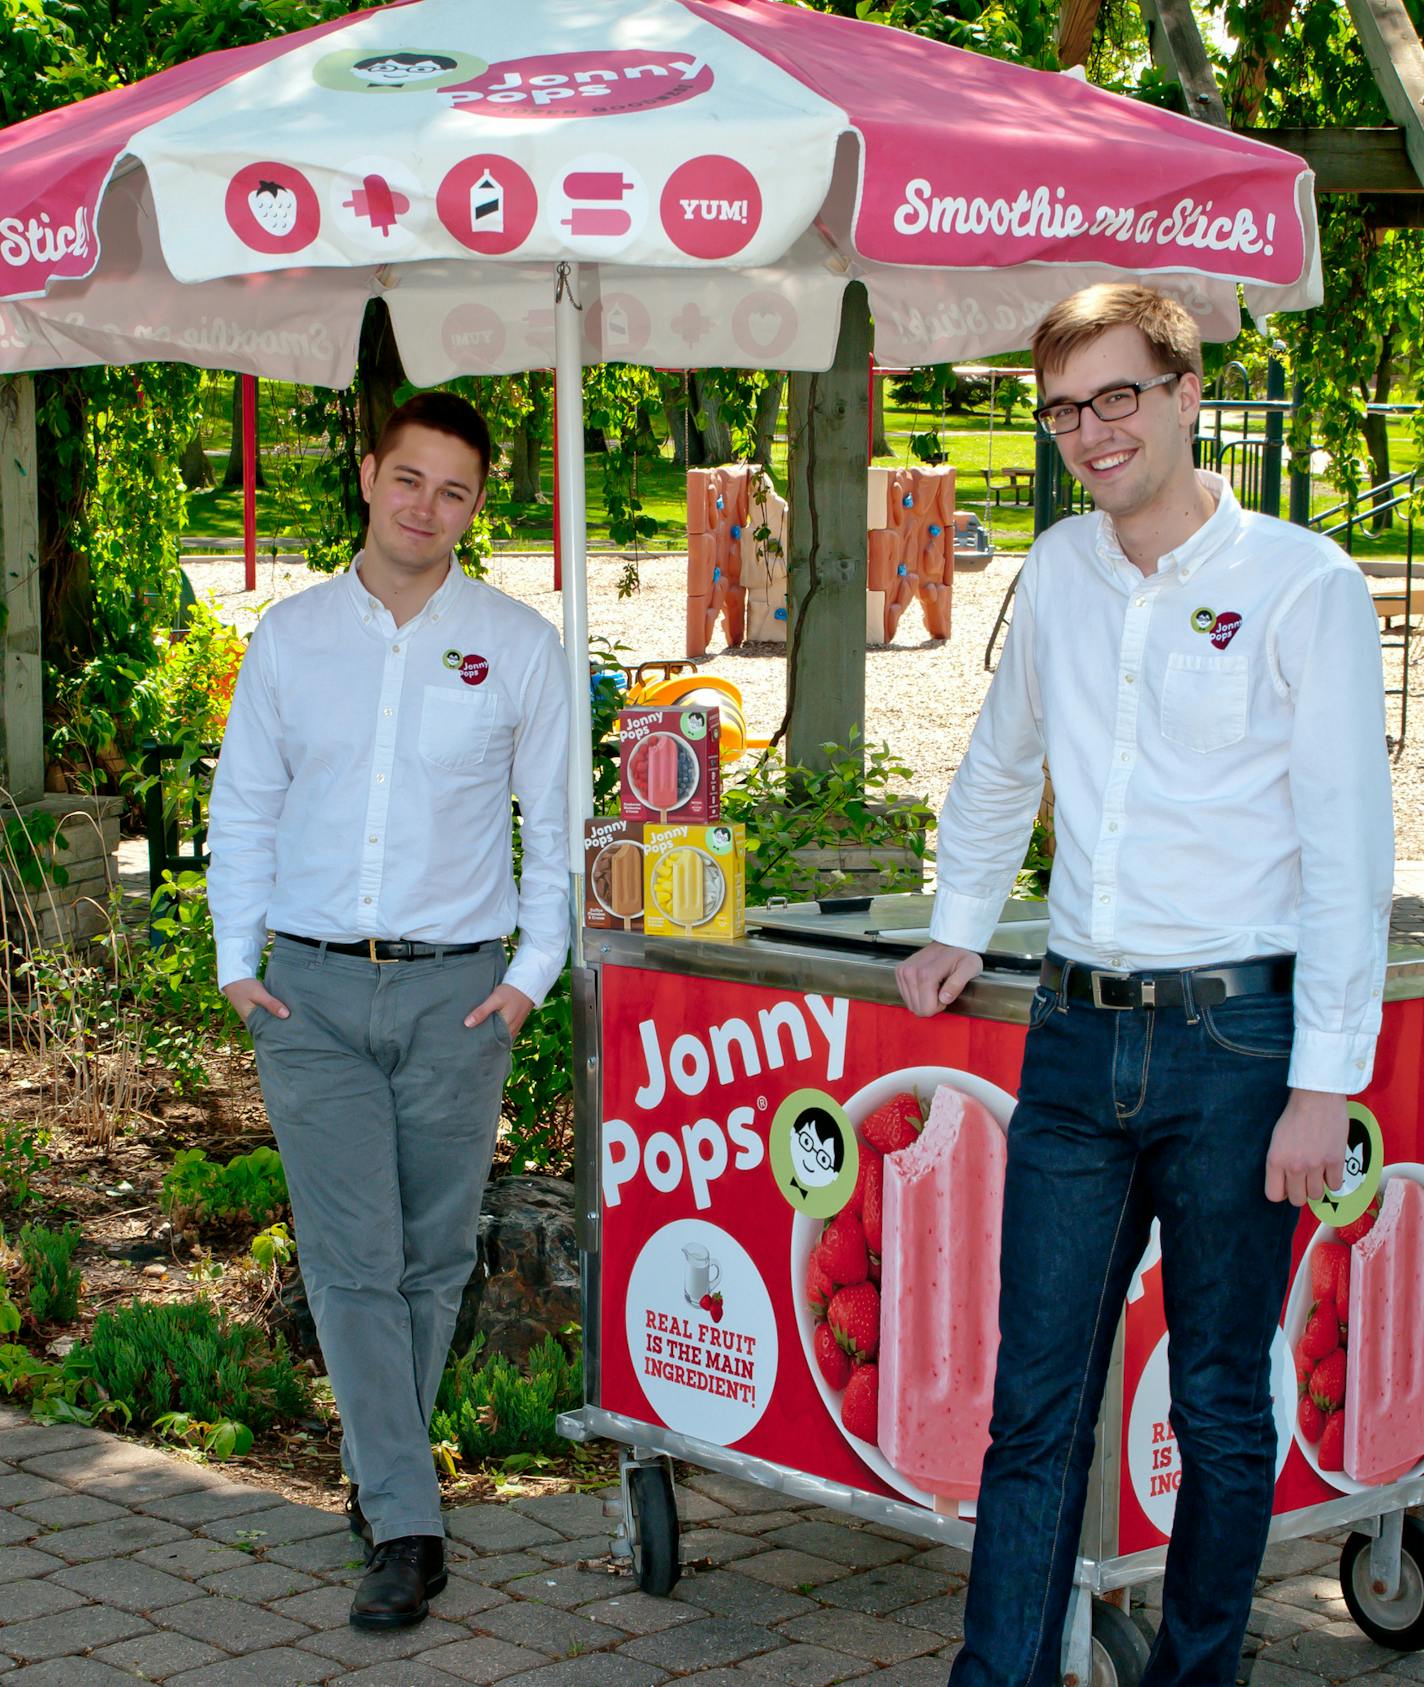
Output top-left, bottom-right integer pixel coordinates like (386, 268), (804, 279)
(187, 544), (1424, 867)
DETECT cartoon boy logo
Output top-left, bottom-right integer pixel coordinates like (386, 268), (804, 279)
(1310, 1101), (1384, 1228)
(707, 825), (733, 855)
(683, 709), (707, 740)
(353, 51), (460, 87)
(789, 1106), (844, 1199)
(770, 1090), (858, 1219)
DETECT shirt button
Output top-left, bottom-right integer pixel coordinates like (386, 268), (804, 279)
(363, 614), (371, 623)
(1135, 597), (1146, 608)
(375, 773), (386, 784)
(1108, 822), (1118, 832)
(1099, 893), (1110, 904)
(383, 708), (393, 718)
(392, 643), (402, 654)
(1355, 1059), (1366, 1070)
(1119, 751), (1129, 763)
(1124, 674), (1135, 685)
(363, 896), (373, 905)
(369, 835), (378, 844)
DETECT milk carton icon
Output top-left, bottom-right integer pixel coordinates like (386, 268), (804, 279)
(606, 301), (630, 349)
(470, 170), (504, 232)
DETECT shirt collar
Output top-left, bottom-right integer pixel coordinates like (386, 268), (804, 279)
(345, 551), (464, 629)
(1093, 471), (1244, 587)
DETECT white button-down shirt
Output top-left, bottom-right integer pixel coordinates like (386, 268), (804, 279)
(931, 475), (1393, 1094)
(208, 556), (571, 1005)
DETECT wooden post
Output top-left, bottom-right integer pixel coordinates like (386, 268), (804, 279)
(1344, 0), (1424, 188)
(1057, 0), (1104, 66)
(1137, 0), (1229, 126)
(0, 375), (42, 805)
(785, 282), (870, 775)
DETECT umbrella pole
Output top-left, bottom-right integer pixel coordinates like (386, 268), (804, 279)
(554, 263), (593, 954)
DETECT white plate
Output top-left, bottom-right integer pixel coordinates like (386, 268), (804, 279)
(788, 1064), (1016, 1505)
(1282, 1162), (1424, 1494)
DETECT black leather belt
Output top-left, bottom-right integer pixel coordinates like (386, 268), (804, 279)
(1040, 951), (1294, 1012)
(275, 932), (497, 964)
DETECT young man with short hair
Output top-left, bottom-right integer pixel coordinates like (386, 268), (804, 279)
(897, 284), (1392, 1684)
(209, 391), (570, 1631)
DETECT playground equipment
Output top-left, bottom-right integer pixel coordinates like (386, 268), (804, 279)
(686, 466), (789, 657)
(686, 463), (956, 655)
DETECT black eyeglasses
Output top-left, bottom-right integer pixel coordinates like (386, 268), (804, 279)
(1034, 373), (1180, 437)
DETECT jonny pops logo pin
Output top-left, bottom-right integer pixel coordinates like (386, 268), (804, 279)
(458, 653), (488, 686)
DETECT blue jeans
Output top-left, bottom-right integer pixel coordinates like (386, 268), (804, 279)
(948, 966), (1299, 1687)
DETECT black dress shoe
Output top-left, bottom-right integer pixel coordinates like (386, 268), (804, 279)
(349, 1535), (447, 1631)
(345, 1485), (374, 1562)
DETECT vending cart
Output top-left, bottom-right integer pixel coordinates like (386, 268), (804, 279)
(558, 894), (1424, 1686)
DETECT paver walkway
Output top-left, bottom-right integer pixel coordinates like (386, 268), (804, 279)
(0, 1408), (1416, 1685)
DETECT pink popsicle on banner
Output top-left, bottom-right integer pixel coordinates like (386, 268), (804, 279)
(1345, 1177), (1424, 1485)
(878, 1084), (1006, 1506)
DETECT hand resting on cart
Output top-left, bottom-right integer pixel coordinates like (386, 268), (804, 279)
(895, 941), (984, 1016)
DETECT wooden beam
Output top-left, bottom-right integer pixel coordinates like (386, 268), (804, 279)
(0, 376), (43, 805)
(1057, 0), (1104, 68)
(1137, 0), (1229, 127)
(1233, 126), (1422, 193)
(1344, 0), (1424, 188)
(785, 283), (870, 776)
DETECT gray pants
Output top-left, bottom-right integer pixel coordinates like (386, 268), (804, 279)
(250, 936), (511, 1543)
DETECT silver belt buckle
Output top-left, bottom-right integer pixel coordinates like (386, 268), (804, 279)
(1090, 969), (1133, 1009)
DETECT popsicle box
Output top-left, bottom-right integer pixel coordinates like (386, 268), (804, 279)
(619, 707), (721, 824)
(642, 822), (745, 941)
(584, 818), (645, 932)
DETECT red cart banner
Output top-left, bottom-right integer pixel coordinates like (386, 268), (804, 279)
(597, 967), (1424, 1544)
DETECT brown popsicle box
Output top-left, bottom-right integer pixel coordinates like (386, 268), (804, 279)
(618, 706), (721, 823)
(584, 818), (646, 932)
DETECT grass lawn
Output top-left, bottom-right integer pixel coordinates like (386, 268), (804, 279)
(184, 387), (1419, 563)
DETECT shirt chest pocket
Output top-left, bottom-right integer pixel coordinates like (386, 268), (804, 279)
(418, 686), (499, 771)
(1160, 651), (1249, 753)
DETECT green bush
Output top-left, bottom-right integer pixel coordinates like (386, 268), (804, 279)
(430, 1333), (580, 1466)
(78, 1298), (308, 1435)
(0, 1126), (51, 1211)
(160, 1145), (288, 1231)
(720, 733), (933, 906)
(18, 1223), (82, 1325)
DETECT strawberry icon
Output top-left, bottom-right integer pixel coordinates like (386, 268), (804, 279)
(708, 1292), (723, 1324)
(248, 180), (297, 237)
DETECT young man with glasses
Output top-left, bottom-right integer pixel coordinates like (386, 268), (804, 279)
(208, 392), (570, 1633)
(897, 284), (1392, 1684)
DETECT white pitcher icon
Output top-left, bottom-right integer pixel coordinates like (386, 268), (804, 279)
(682, 1242), (721, 1305)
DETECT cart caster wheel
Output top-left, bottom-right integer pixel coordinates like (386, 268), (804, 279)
(629, 1462), (680, 1597)
(1341, 1517), (1424, 1648)
(1087, 1598), (1150, 1687)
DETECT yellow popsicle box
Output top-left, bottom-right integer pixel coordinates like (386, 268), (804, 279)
(643, 823), (746, 941)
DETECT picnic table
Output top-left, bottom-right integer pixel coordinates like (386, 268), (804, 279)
(980, 464), (1036, 506)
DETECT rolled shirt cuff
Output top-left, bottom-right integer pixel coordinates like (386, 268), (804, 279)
(217, 936), (267, 991)
(504, 939), (569, 1010)
(1288, 1026), (1378, 1096)
(928, 888), (1006, 956)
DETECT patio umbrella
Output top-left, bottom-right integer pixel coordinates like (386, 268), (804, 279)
(0, 0), (1322, 841)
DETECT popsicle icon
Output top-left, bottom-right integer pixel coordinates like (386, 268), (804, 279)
(561, 170), (634, 239)
(608, 842), (642, 929)
(1345, 1176), (1424, 1484)
(642, 735), (682, 819)
(878, 1084), (1007, 1510)
(670, 849), (703, 928)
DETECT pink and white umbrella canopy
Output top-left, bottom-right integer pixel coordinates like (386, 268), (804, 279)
(0, 0), (1319, 382)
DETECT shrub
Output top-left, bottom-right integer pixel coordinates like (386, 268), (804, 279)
(0, 1126), (51, 1211)
(720, 733), (933, 906)
(78, 1298), (308, 1435)
(430, 1333), (581, 1466)
(17, 1223), (82, 1325)
(160, 1145), (287, 1231)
